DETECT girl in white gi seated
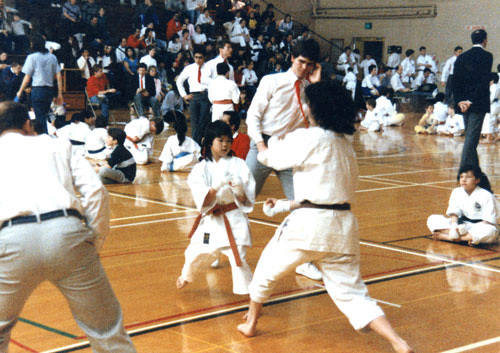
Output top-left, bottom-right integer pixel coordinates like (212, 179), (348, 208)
(436, 106), (464, 137)
(238, 81), (413, 353)
(427, 165), (499, 245)
(359, 99), (382, 132)
(433, 93), (448, 124)
(159, 113), (201, 172)
(374, 87), (406, 126)
(85, 116), (111, 160)
(480, 73), (500, 144)
(177, 121), (256, 295)
(56, 111), (94, 157)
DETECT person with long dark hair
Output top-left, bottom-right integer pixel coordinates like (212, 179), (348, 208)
(16, 34), (64, 134)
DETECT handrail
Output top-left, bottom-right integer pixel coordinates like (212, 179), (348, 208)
(255, 0), (343, 53)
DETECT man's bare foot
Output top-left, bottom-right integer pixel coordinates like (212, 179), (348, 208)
(237, 322), (257, 337)
(391, 338), (414, 353)
(176, 276), (189, 289)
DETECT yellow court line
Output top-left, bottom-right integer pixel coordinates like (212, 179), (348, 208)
(440, 336), (500, 353)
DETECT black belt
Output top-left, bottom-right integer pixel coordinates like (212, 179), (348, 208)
(191, 91), (206, 95)
(69, 139), (85, 146)
(88, 146), (106, 154)
(0, 209), (85, 230)
(458, 216), (482, 224)
(300, 201), (351, 211)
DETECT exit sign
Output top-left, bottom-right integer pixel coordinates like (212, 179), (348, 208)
(365, 22), (372, 30)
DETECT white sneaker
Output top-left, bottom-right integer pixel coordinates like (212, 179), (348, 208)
(295, 263), (322, 281)
(211, 257), (220, 268)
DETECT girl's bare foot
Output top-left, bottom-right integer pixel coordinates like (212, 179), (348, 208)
(176, 276), (189, 289)
(391, 338), (414, 353)
(237, 322), (257, 337)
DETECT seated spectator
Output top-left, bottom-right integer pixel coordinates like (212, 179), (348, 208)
(278, 14), (293, 37)
(415, 103), (438, 134)
(62, 0), (82, 37)
(361, 65), (381, 97)
(97, 7), (108, 35)
(182, 16), (196, 38)
(260, 16), (276, 40)
(179, 29), (193, 53)
(134, 63), (161, 118)
(337, 46), (358, 75)
(135, 0), (159, 29)
(223, 110), (250, 160)
(374, 87), (406, 126)
(86, 64), (117, 124)
(126, 28), (146, 51)
(56, 111), (94, 157)
(116, 37), (128, 63)
(167, 34), (182, 60)
(11, 13), (31, 54)
(230, 18), (250, 48)
(185, 0), (205, 25)
(196, 8), (214, 39)
(242, 60), (257, 99)
(81, 0), (99, 25)
(97, 128), (136, 184)
(433, 93), (448, 124)
(165, 0), (184, 22)
(2, 61), (23, 100)
(359, 53), (376, 78)
(77, 48), (96, 81)
(140, 45), (158, 69)
(437, 106), (464, 137)
(0, 51), (8, 69)
(359, 99), (382, 132)
(83, 15), (108, 53)
(166, 12), (182, 41)
(148, 65), (164, 103)
(412, 68), (436, 92)
(247, 10), (259, 38)
(192, 25), (207, 47)
(161, 83), (183, 117)
(391, 65), (411, 94)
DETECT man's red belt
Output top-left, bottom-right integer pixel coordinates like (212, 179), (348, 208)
(187, 202), (242, 266)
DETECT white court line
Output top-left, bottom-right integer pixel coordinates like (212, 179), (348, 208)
(111, 209), (196, 222)
(110, 215), (197, 229)
(109, 192), (193, 210)
(440, 336), (500, 353)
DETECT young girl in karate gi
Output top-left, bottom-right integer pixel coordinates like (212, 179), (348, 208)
(159, 112), (201, 172)
(427, 165), (499, 245)
(237, 81), (413, 353)
(177, 121), (256, 295)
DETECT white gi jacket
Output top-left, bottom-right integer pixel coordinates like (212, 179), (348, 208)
(257, 127), (360, 255)
(187, 156), (256, 248)
(447, 186), (499, 225)
(159, 135), (201, 171)
(208, 75), (240, 121)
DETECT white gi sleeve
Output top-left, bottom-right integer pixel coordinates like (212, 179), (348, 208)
(232, 158), (256, 213)
(481, 192), (498, 224)
(246, 75), (273, 144)
(188, 161), (215, 213)
(446, 188), (463, 217)
(257, 129), (309, 171)
(70, 144), (110, 246)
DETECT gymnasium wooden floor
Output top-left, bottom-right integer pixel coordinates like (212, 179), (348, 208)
(9, 113), (500, 353)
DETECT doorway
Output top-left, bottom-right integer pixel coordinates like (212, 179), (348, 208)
(353, 37), (385, 66)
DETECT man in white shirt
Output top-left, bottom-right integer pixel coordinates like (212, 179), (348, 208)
(359, 53), (376, 78)
(416, 46), (438, 74)
(246, 39), (323, 281)
(176, 47), (211, 144)
(115, 37), (127, 63)
(208, 63), (240, 121)
(77, 48), (96, 80)
(361, 65), (381, 97)
(412, 68), (435, 90)
(139, 45), (158, 69)
(185, 0), (204, 26)
(391, 65), (411, 94)
(337, 46), (358, 75)
(386, 46), (401, 69)
(441, 46), (463, 104)
(0, 101), (136, 352)
(206, 40), (234, 81)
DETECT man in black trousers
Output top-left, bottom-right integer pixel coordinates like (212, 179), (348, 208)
(452, 29), (493, 179)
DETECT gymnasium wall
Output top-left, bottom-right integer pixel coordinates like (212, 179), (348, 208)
(256, 0), (500, 70)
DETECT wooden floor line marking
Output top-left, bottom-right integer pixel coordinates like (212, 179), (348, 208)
(110, 215), (197, 229)
(440, 335), (500, 352)
(110, 209), (197, 222)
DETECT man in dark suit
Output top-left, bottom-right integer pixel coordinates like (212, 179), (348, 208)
(133, 62), (161, 118)
(452, 29), (493, 178)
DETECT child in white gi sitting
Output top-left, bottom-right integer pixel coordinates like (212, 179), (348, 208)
(427, 165), (499, 245)
(85, 116), (110, 160)
(415, 103), (438, 134)
(359, 99), (382, 132)
(159, 112), (201, 172)
(237, 81), (413, 353)
(124, 116), (164, 165)
(374, 87), (406, 126)
(177, 121), (256, 295)
(436, 106), (464, 137)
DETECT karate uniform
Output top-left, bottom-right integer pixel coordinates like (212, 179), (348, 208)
(374, 96), (405, 126)
(387, 52), (400, 69)
(359, 58), (377, 77)
(343, 71), (357, 100)
(414, 113), (438, 134)
(208, 75), (240, 121)
(182, 156), (256, 294)
(360, 110), (381, 132)
(205, 55), (235, 81)
(361, 74), (381, 96)
(401, 57), (415, 84)
(481, 84), (500, 134)
(436, 113), (464, 136)
(427, 186), (499, 244)
(159, 135), (201, 172)
(337, 52), (358, 75)
(85, 127), (110, 160)
(251, 127), (385, 330)
(56, 122), (91, 157)
(434, 101), (449, 124)
(124, 116), (154, 165)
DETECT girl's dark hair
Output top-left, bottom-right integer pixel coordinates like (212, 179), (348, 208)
(125, 46), (136, 59)
(304, 81), (356, 135)
(173, 112), (187, 146)
(202, 120), (233, 161)
(457, 164), (492, 193)
(108, 127), (126, 145)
